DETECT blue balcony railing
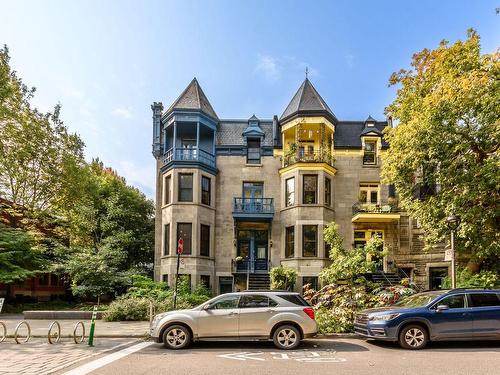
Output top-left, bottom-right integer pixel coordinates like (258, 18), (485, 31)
(232, 198), (274, 221)
(163, 147), (215, 168)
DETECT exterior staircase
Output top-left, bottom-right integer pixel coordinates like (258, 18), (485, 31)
(247, 273), (271, 290)
(371, 271), (402, 287)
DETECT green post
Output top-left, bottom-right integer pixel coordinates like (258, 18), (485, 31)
(88, 305), (98, 347)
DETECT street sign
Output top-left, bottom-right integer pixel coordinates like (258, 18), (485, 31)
(0, 298), (4, 313)
(444, 248), (453, 262)
(177, 238), (184, 255)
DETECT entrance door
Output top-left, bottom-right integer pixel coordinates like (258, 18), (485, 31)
(429, 267), (448, 290)
(236, 229), (268, 273)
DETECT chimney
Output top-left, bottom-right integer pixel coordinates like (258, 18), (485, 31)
(151, 102), (163, 157)
(272, 115), (280, 148)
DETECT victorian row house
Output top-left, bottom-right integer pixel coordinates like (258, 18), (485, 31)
(151, 78), (448, 294)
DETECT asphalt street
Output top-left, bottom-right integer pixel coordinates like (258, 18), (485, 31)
(55, 338), (500, 375)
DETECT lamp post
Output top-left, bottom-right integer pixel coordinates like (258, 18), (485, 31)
(446, 213), (461, 289)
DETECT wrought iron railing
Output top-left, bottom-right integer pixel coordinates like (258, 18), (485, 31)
(163, 147), (215, 168)
(283, 150), (334, 168)
(352, 202), (399, 216)
(231, 258), (270, 273)
(233, 198), (274, 214)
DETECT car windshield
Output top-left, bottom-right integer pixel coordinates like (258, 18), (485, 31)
(393, 291), (445, 307)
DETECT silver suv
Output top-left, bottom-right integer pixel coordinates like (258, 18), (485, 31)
(150, 291), (318, 350)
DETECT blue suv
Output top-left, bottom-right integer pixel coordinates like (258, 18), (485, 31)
(355, 288), (500, 349)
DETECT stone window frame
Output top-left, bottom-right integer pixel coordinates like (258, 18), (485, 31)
(177, 222), (192, 255)
(285, 225), (295, 258)
(178, 173), (194, 202)
(302, 224), (318, 257)
(302, 174), (318, 205)
(359, 183), (380, 205)
(201, 175), (211, 206)
(200, 224), (210, 257)
(285, 177), (295, 207)
(163, 223), (170, 256)
(163, 174), (171, 205)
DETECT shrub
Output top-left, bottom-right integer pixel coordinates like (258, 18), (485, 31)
(442, 268), (500, 289)
(270, 266), (297, 290)
(103, 275), (212, 321)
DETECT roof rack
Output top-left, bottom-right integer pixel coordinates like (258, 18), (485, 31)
(449, 287), (493, 291)
(241, 289), (295, 293)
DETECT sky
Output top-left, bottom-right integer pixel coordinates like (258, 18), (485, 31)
(0, 0), (498, 199)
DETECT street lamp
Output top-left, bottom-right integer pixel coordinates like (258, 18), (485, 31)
(446, 213), (461, 289)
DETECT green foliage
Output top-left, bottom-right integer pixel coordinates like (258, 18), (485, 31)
(270, 266), (297, 290)
(104, 275), (212, 321)
(0, 223), (48, 283)
(382, 30), (500, 262)
(0, 47), (86, 212)
(320, 222), (385, 284)
(62, 160), (155, 298)
(442, 268), (500, 289)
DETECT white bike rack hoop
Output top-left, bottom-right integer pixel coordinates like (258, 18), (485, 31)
(73, 321), (85, 344)
(48, 321), (61, 344)
(14, 320), (31, 344)
(0, 322), (6, 343)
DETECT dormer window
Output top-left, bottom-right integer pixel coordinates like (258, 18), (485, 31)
(247, 138), (261, 164)
(363, 141), (377, 165)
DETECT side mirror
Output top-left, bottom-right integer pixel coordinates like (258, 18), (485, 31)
(436, 305), (449, 312)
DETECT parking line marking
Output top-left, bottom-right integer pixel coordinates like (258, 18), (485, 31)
(62, 341), (153, 375)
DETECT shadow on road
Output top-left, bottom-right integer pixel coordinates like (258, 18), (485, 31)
(366, 339), (500, 352)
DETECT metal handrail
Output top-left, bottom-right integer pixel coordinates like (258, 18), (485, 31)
(73, 321), (85, 344)
(283, 150), (334, 167)
(48, 321), (61, 344)
(352, 202), (399, 216)
(397, 268), (423, 292)
(14, 321), (31, 344)
(0, 322), (6, 343)
(233, 197), (274, 214)
(163, 147), (215, 168)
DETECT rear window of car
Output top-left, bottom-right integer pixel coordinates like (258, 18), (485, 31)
(278, 294), (310, 306)
(469, 293), (500, 307)
(239, 295), (278, 308)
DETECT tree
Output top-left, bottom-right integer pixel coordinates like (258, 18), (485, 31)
(319, 222), (385, 284)
(382, 30), (500, 266)
(0, 224), (47, 283)
(63, 160), (155, 298)
(0, 46), (86, 212)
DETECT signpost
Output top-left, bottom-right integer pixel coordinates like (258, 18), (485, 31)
(87, 305), (98, 347)
(173, 238), (184, 309)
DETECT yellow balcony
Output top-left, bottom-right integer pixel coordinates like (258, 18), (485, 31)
(352, 202), (401, 223)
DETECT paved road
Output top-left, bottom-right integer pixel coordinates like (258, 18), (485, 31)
(56, 338), (500, 375)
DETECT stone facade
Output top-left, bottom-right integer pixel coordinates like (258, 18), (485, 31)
(152, 78), (448, 294)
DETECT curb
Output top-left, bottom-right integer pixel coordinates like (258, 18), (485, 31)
(4, 334), (150, 339)
(315, 333), (361, 339)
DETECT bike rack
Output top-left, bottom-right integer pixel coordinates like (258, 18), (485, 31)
(14, 321), (31, 344)
(0, 322), (6, 343)
(48, 321), (61, 344)
(73, 321), (85, 344)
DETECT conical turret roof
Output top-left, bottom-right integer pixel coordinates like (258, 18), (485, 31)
(166, 78), (218, 120)
(280, 78), (337, 123)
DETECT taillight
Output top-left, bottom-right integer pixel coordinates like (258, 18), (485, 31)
(303, 307), (315, 320)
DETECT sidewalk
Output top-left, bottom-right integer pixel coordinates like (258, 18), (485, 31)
(0, 314), (149, 338)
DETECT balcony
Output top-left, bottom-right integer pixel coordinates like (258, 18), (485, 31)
(231, 258), (271, 274)
(163, 147), (215, 169)
(283, 150), (334, 168)
(232, 197), (274, 221)
(352, 202), (400, 223)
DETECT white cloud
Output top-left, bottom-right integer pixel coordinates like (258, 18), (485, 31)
(255, 55), (319, 82)
(117, 160), (155, 198)
(111, 107), (133, 119)
(255, 55), (281, 81)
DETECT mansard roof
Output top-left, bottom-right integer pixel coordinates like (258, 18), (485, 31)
(280, 78), (337, 124)
(217, 119), (273, 147)
(166, 78), (219, 120)
(335, 121), (389, 149)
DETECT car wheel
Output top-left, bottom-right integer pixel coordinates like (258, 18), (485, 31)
(273, 325), (301, 350)
(162, 325), (191, 349)
(398, 324), (428, 350)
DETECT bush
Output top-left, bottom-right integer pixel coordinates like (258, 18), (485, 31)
(304, 282), (416, 333)
(442, 268), (500, 289)
(103, 275), (212, 321)
(270, 266), (297, 290)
